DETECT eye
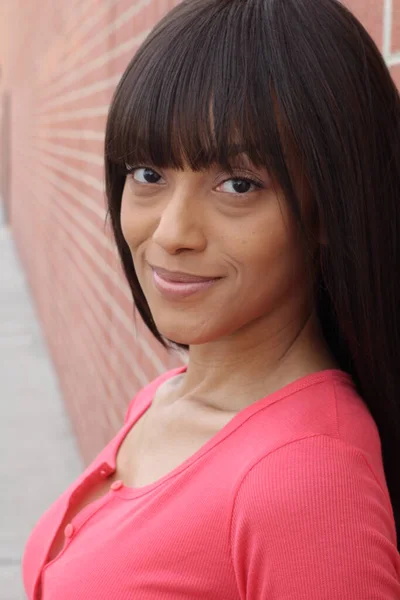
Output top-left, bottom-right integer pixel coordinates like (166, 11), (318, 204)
(125, 165), (164, 184)
(216, 177), (264, 195)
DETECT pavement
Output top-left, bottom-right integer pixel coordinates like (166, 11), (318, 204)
(0, 203), (83, 600)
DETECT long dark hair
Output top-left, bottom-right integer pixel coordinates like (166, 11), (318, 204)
(104, 0), (400, 549)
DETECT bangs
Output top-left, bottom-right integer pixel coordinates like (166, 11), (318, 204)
(105, 0), (288, 176)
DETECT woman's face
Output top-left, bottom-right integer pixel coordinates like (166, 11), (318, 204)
(120, 155), (310, 345)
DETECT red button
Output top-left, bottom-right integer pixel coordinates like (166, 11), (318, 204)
(110, 480), (123, 491)
(64, 524), (75, 538)
(99, 469), (109, 478)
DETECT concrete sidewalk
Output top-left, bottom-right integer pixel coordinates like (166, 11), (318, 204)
(0, 206), (83, 599)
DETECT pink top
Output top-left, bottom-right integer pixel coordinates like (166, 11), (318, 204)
(22, 366), (400, 599)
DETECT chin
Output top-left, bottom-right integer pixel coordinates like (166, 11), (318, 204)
(155, 319), (218, 347)
(158, 328), (209, 347)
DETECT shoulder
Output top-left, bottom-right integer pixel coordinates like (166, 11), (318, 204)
(229, 435), (400, 598)
(230, 434), (394, 522)
(124, 366), (185, 423)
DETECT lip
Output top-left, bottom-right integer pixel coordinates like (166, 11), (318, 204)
(150, 265), (222, 299)
(150, 265), (220, 283)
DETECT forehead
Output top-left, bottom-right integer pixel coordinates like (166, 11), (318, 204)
(126, 148), (261, 171)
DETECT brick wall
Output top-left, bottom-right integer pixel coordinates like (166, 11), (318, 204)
(0, 0), (397, 463)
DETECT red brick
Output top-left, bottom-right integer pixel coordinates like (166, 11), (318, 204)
(391, 0), (400, 54)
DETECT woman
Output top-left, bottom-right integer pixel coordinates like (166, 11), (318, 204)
(23, 0), (400, 598)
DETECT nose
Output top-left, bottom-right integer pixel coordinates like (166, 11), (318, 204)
(152, 191), (206, 254)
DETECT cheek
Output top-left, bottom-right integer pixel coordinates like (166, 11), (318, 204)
(120, 193), (148, 252)
(231, 218), (305, 305)
(236, 217), (298, 274)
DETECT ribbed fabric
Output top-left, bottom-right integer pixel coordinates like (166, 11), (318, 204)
(22, 366), (400, 599)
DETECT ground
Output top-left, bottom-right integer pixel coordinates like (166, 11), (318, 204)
(0, 204), (83, 599)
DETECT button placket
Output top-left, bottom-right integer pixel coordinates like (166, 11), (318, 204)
(61, 472), (117, 546)
(64, 523), (75, 538)
(98, 463), (113, 479)
(41, 466), (118, 583)
(110, 479), (124, 491)
(61, 479), (123, 547)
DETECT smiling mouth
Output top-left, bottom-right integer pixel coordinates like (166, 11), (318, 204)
(150, 265), (221, 284)
(150, 267), (222, 299)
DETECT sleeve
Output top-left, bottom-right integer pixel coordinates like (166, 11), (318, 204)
(230, 434), (400, 599)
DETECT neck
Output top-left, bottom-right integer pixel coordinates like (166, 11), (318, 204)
(170, 306), (339, 412)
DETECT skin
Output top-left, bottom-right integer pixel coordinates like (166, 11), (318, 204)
(120, 154), (339, 414)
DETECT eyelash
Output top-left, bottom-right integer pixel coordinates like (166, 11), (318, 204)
(121, 164), (265, 193)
